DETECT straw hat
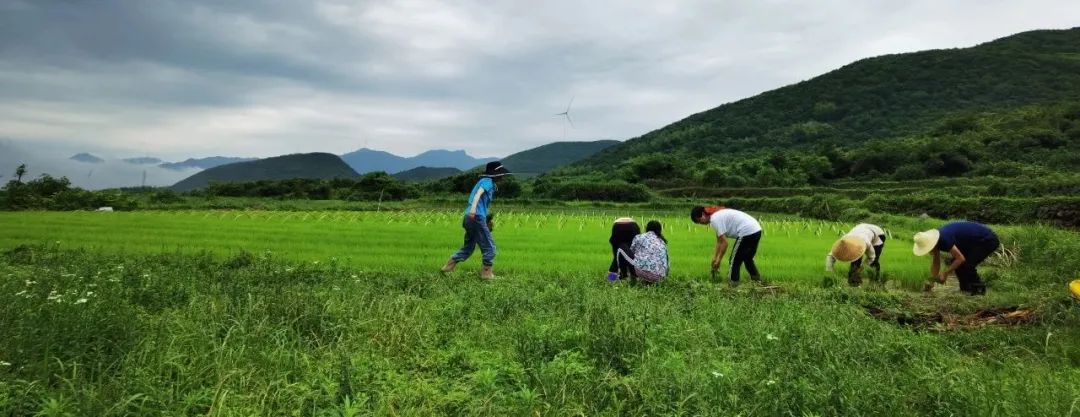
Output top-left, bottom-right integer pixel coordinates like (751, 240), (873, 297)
(912, 229), (940, 256)
(831, 237), (867, 263)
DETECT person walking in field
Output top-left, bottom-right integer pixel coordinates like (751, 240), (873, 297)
(607, 217), (641, 281)
(441, 161), (512, 280)
(913, 220), (1000, 295)
(826, 223), (887, 286)
(690, 205), (763, 286)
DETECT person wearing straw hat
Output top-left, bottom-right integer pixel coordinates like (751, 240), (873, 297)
(690, 205), (763, 287)
(913, 220), (1000, 295)
(826, 223), (886, 286)
(441, 161), (512, 280)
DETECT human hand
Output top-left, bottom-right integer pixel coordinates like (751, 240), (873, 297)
(936, 273), (947, 284)
(468, 212), (476, 221)
(711, 258), (721, 271)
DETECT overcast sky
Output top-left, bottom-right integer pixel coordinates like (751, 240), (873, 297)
(2, 0), (1079, 161)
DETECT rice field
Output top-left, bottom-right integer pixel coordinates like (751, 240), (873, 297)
(0, 210), (930, 286)
(1, 209), (1078, 416)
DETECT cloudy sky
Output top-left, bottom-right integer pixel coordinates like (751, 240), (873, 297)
(2, 0), (1079, 163)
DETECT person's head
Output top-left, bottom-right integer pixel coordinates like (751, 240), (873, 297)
(912, 229), (941, 256)
(482, 161), (512, 183)
(646, 220), (667, 243)
(690, 206), (709, 224)
(831, 237), (866, 262)
(690, 205), (726, 224)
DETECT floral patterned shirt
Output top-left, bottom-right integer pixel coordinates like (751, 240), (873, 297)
(631, 231), (669, 282)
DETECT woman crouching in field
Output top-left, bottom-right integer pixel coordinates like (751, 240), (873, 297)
(607, 217), (640, 281)
(630, 221), (670, 283)
(441, 161), (512, 280)
(913, 220), (999, 295)
(826, 223), (886, 286)
(691, 205), (763, 287)
(607, 219), (670, 284)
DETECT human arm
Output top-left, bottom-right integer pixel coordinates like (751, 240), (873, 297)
(937, 246), (966, 283)
(865, 243), (876, 266)
(825, 253), (836, 272)
(712, 235), (728, 271)
(929, 249), (940, 278)
(467, 188), (486, 220)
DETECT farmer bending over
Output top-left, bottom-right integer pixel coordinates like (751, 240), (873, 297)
(913, 221), (1000, 295)
(607, 217), (640, 281)
(691, 205), (763, 287)
(826, 223), (886, 286)
(441, 161), (512, 280)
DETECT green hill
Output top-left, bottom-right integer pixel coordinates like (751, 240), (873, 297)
(499, 140), (619, 175)
(392, 166), (462, 182)
(563, 27), (1080, 187)
(172, 153), (359, 192)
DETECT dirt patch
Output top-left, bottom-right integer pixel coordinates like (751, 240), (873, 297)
(864, 305), (1036, 331)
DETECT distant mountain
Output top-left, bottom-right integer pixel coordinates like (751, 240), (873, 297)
(392, 166), (462, 182)
(499, 140), (620, 175)
(160, 156), (256, 171)
(70, 153), (104, 164)
(340, 148), (497, 174)
(339, 148), (410, 174)
(171, 153), (359, 192)
(569, 27), (1080, 184)
(411, 150), (498, 171)
(122, 157), (163, 165)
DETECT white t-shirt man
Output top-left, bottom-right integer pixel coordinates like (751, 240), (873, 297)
(709, 209), (763, 238)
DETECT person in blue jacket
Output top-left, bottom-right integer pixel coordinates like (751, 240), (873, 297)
(913, 221), (1000, 295)
(441, 161), (512, 280)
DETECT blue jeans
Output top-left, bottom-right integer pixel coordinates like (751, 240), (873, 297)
(451, 216), (496, 266)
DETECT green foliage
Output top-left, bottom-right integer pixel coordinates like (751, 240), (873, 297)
(1, 169), (139, 211)
(532, 177), (652, 202)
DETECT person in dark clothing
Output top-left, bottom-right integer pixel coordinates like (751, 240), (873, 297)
(607, 217), (640, 281)
(913, 221), (1000, 295)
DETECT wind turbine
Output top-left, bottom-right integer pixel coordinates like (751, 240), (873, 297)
(555, 96), (575, 139)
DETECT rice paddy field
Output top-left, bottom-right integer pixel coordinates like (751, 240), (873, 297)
(1, 209), (1079, 416)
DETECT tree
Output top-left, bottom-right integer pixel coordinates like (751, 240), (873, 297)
(15, 164), (26, 184)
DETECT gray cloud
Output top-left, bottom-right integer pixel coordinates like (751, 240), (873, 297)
(2, 0), (1079, 168)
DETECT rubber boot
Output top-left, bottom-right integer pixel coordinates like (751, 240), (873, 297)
(481, 265), (495, 280)
(440, 258), (457, 273)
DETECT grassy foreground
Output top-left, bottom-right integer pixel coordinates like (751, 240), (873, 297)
(1, 211), (1078, 416)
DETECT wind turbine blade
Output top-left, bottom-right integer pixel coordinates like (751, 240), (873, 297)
(566, 96), (575, 112)
(566, 114), (575, 128)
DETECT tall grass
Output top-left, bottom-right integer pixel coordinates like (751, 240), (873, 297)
(1, 210), (1078, 415)
(0, 246), (1078, 416)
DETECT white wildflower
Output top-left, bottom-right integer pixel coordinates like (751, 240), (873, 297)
(766, 380), (776, 386)
(24, 280), (36, 286)
(47, 290), (62, 302)
(0, 361), (11, 366)
(85, 291), (95, 297)
(15, 290), (27, 297)
(74, 298), (89, 304)
(766, 333), (779, 341)
(711, 371), (723, 378)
